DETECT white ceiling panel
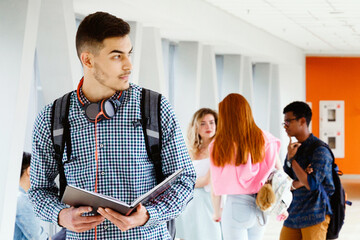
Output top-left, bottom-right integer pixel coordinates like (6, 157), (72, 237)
(204, 0), (360, 54)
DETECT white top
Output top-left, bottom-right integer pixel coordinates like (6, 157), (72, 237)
(192, 158), (211, 192)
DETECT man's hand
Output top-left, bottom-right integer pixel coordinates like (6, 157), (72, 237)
(287, 137), (301, 159)
(58, 207), (105, 232)
(97, 204), (149, 231)
(305, 164), (313, 174)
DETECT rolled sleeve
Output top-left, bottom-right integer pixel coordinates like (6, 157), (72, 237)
(307, 146), (333, 192)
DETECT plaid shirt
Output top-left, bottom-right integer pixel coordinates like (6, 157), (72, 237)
(29, 83), (196, 239)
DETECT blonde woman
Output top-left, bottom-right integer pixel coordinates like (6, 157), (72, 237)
(176, 108), (222, 240)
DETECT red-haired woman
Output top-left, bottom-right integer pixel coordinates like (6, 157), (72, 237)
(209, 93), (282, 240)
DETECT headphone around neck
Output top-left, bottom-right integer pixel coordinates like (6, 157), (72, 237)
(76, 78), (124, 123)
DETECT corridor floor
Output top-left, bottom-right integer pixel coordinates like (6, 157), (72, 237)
(264, 177), (360, 240)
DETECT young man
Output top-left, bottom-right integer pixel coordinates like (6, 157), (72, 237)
(280, 101), (335, 240)
(14, 152), (49, 240)
(29, 12), (196, 239)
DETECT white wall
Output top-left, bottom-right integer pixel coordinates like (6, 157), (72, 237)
(0, 0), (41, 238)
(128, 21), (143, 85)
(138, 27), (167, 97)
(199, 45), (218, 110)
(220, 55), (242, 101)
(174, 42), (202, 133)
(37, 0), (81, 104)
(253, 63), (273, 131)
(278, 63), (306, 160)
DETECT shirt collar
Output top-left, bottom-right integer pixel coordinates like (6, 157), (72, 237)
(78, 86), (123, 105)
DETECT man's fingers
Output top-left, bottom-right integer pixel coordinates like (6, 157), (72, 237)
(73, 207), (105, 224)
(73, 221), (104, 233)
(76, 214), (105, 224)
(99, 210), (119, 223)
(136, 204), (143, 211)
(97, 207), (124, 222)
(76, 219), (104, 228)
(101, 207), (124, 219)
(135, 204), (146, 216)
(69, 216), (105, 233)
(98, 207), (128, 231)
(289, 136), (292, 144)
(75, 206), (93, 215)
(291, 142), (301, 149)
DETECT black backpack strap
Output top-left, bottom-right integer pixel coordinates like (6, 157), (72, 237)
(307, 140), (336, 169)
(141, 88), (176, 240)
(51, 92), (72, 199)
(141, 88), (164, 183)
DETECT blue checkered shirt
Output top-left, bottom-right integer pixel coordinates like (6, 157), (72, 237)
(29, 83), (196, 239)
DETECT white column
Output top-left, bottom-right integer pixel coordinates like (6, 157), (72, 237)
(221, 55), (242, 100)
(253, 63), (272, 131)
(128, 21), (143, 85)
(36, 0), (81, 104)
(0, 0), (41, 238)
(174, 41), (202, 133)
(269, 64), (282, 138)
(161, 39), (170, 99)
(138, 27), (167, 97)
(241, 56), (254, 108)
(278, 63), (306, 160)
(199, 45), (218, 110)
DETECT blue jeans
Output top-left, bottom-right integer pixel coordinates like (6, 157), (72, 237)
(222, 194), (267, 240)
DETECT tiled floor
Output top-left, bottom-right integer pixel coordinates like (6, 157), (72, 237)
(264, 177), (360, 240)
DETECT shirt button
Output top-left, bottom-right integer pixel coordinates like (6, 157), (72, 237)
(103, 225), (108, 230)
(101, 171), (105, 176)
(100, 143), (104, 148)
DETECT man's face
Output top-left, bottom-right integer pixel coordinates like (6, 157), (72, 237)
(283, 112), (301, 137)
(91, 35), (133, 91)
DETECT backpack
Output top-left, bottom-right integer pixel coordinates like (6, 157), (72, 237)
(256, 169), (293, 216)
(307, 140), (352, 240)
(51, 88), (175, 239)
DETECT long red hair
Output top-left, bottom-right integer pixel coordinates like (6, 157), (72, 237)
(212, 93), (264, 167)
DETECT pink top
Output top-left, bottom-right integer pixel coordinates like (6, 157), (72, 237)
(209, 131), (281, 195)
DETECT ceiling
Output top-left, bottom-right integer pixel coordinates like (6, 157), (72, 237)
(204, 0), (360, 55)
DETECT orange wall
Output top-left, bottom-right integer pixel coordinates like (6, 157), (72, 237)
(306, 57), (360, 174)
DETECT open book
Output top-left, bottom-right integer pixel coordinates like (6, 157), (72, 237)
(61, 168), (184, 216)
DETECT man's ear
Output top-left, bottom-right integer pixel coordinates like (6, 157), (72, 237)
(80, 52), (93, 69)
(300, 117), (307, 126)
(26, 166), (31, 176)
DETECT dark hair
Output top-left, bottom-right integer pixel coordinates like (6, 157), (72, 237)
(283, 101), (312, 126)
(76, 12), (130, 59)
(21, 152), (31, 178)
